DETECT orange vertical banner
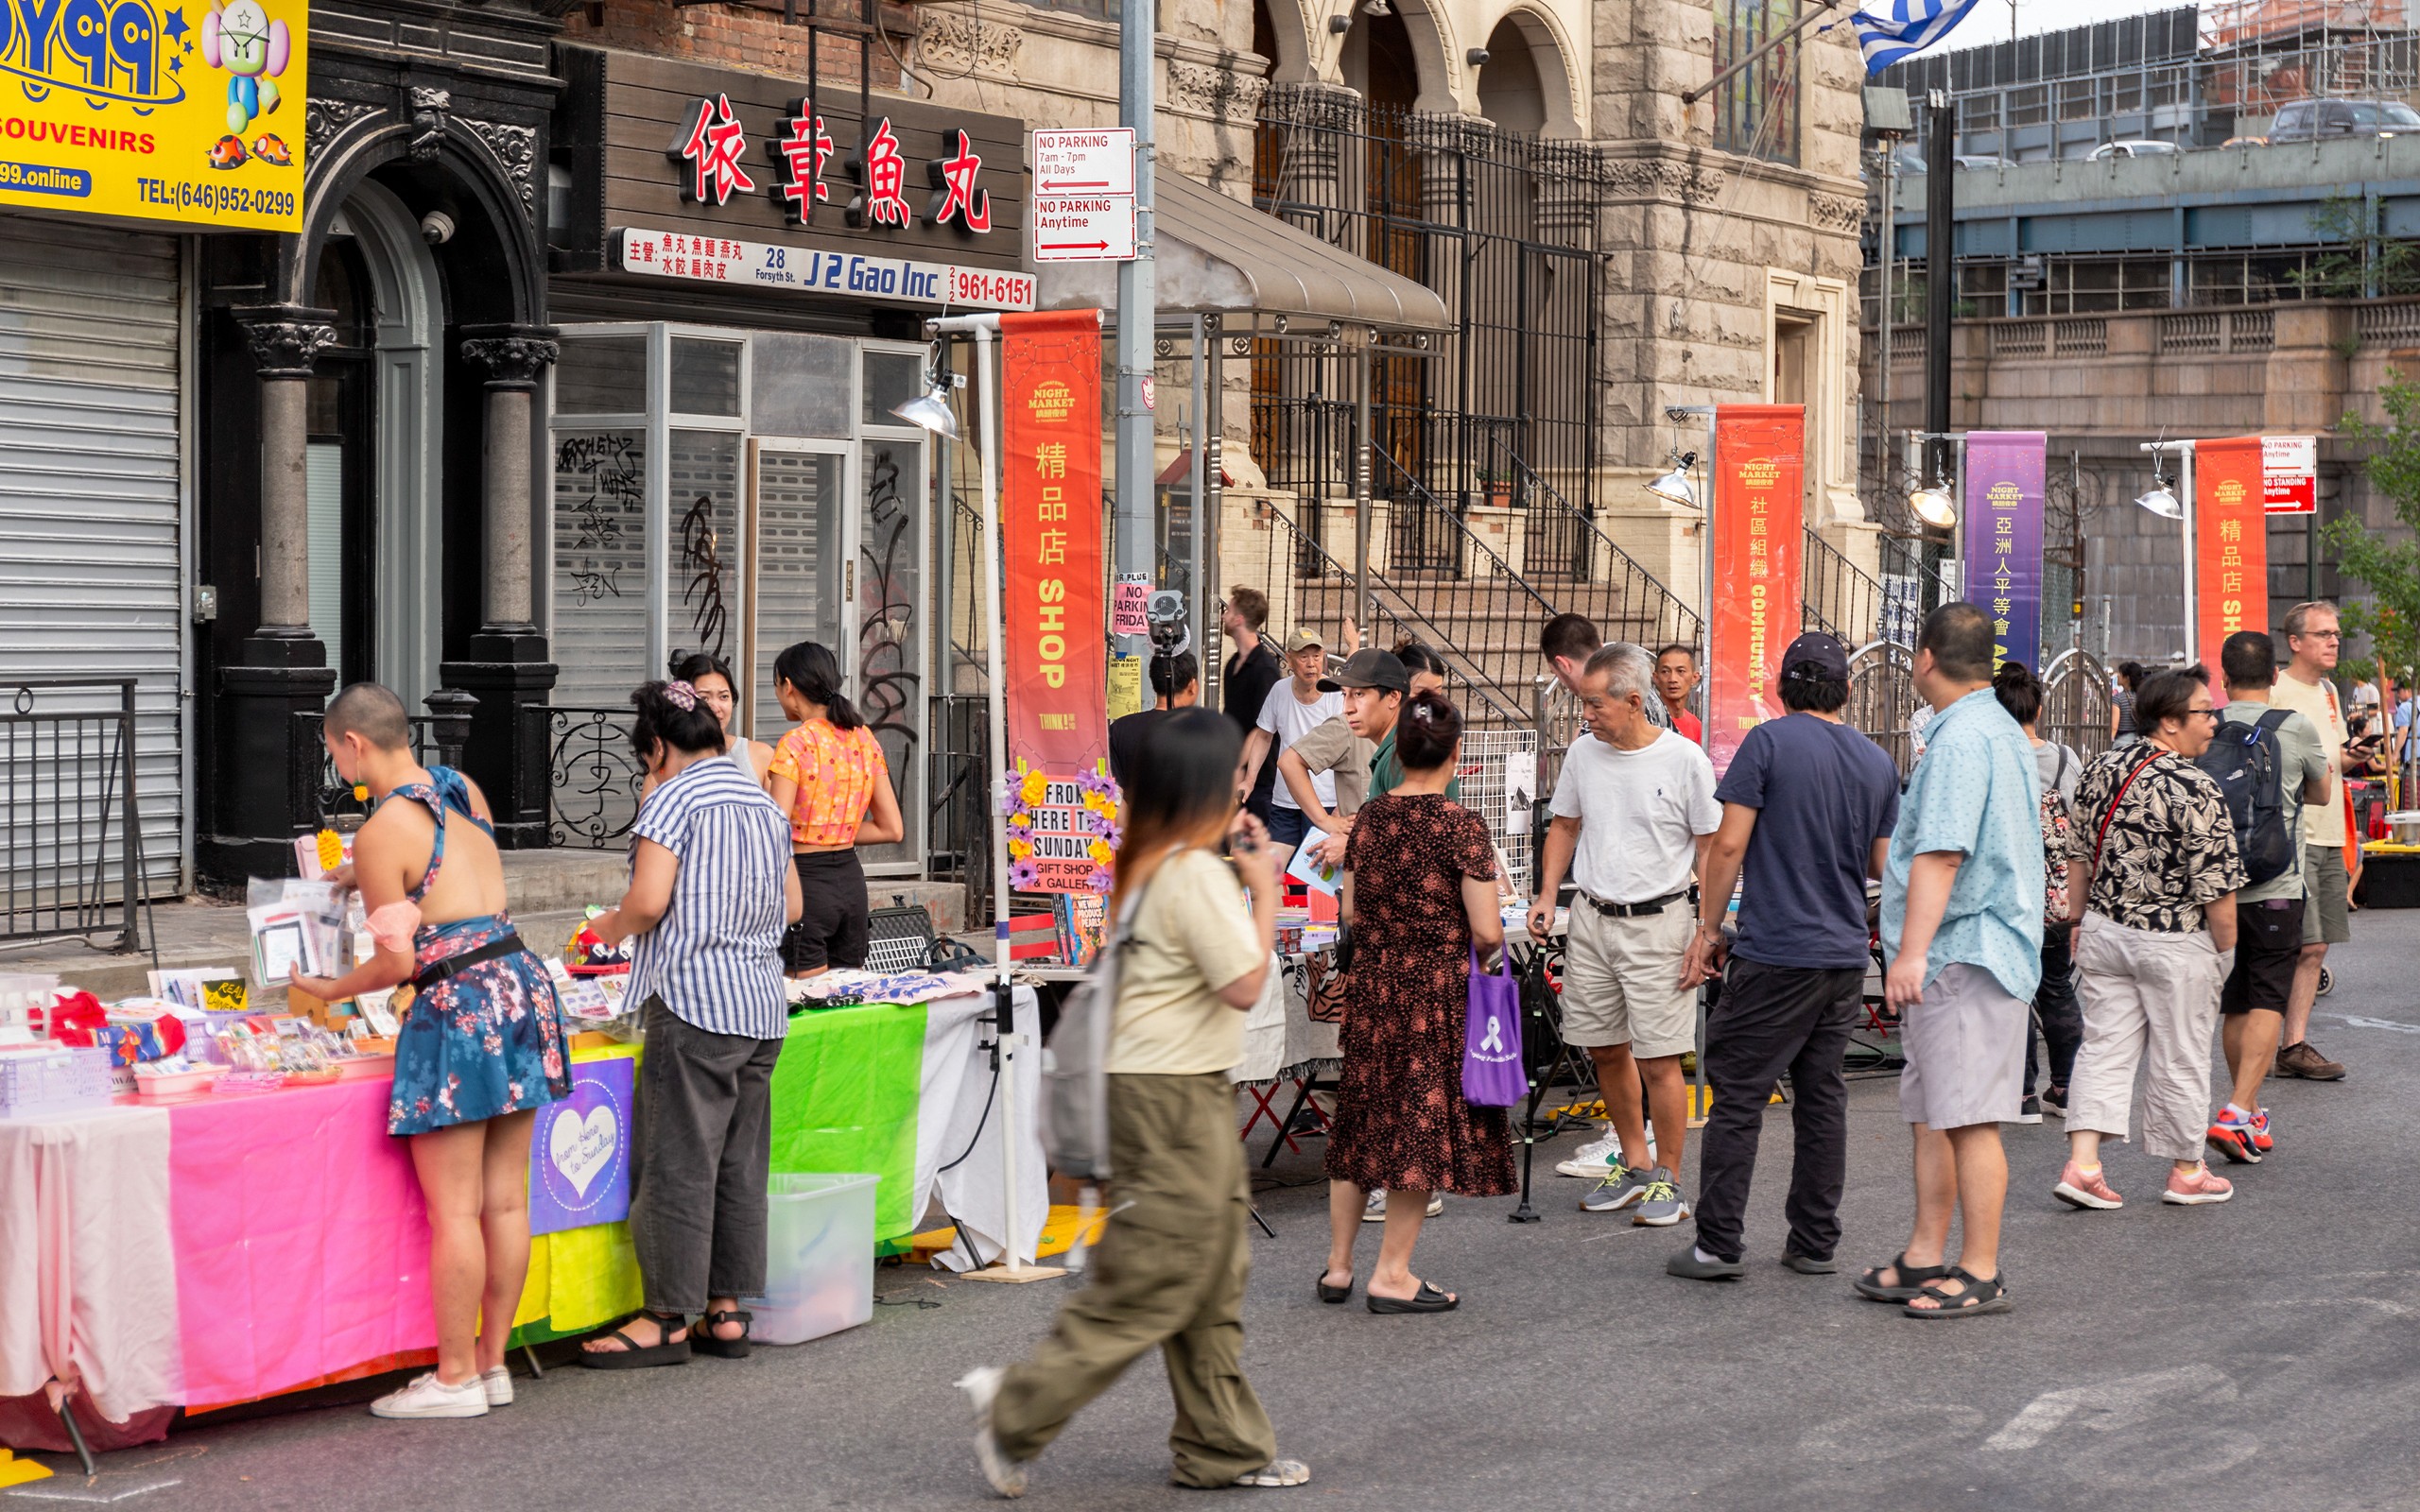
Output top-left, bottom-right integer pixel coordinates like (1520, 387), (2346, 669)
(2194, 436), (2268, 677)
(1707, 405), (1806, 777)
(1000, 311), (1113, 894)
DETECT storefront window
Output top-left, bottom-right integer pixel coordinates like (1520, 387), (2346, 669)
(548, 323), (932, 870)
(557, 335), (647, 414)
(551, 427), (649, 709)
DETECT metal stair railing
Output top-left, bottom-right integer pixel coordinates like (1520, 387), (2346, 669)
(1498, 447), (1703, 648)
(1246, 497), (1531, 728)
(1802, 526), (1889, 645)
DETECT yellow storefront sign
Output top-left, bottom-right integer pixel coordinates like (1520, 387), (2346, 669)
(0, 0), (305, 230)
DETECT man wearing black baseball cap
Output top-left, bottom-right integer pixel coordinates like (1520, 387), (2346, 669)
(1280, 649), (1410, 869)
(1668, 631), (1902, 1282)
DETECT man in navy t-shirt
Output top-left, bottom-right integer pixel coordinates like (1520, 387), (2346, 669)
(1666, 631), (1902, 1280)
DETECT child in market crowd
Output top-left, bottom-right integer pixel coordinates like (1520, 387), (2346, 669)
(767, 642), (904, 979)
(291, 682), (571, 1420)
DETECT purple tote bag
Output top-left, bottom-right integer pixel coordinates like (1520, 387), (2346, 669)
(1461, 944), (1525, 1107)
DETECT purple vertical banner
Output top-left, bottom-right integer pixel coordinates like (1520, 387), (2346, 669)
(1965, 431), (2047, 672)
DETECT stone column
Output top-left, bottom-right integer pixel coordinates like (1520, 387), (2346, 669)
(441, 323), (561, 849)
(236, 307), (338, 636)
(204, 307), (339, 884)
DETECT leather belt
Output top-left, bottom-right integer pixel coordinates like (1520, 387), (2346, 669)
(410, 934), (528, 992)
(1580, 888), (1690, 919)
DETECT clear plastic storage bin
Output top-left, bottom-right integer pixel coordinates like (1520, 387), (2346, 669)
(746, 1172), (877, 1346)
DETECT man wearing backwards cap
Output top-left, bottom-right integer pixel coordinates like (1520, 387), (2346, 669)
(1668, 632), (1902, 1282)
(1280, 648), (1409, 869)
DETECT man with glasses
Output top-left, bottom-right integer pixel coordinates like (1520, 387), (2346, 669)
(2267, 601), (2352, 1083)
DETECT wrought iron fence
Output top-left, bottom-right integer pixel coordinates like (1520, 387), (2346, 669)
(3, 679), (151, 956)
(1847, 641), (1921, 775)
(2043, 648), (2117, 764)
(522, 705), (643, 850)
(289, 696), (474, 835)
(1250, 90), (1602, 576)
(929, 694), (992, 924)
(1803, 527), (1889, 644)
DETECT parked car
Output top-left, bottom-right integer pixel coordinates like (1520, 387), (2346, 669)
(2269, 97), (2420, 142)
(2221, 134), (2270, 147)
(2088, 139), (2183, 160)
(1954, 154), (2009, 170)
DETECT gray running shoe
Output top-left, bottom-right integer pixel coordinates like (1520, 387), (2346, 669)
(1631, 1169), (1690, 1228)
(1580, 1165), (1651, 1212)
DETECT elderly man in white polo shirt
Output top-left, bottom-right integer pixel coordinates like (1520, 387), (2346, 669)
(1529, 642), (1721, 1228)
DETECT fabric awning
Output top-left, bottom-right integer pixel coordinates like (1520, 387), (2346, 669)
(1034, 170), (1452, 335)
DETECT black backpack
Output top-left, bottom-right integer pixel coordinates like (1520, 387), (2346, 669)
(2193, 709), (2296, 888)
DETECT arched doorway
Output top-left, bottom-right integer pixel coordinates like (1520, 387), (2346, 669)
(309, 177), (447, 704)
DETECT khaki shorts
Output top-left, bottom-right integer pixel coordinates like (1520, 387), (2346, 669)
(1560, 902), (1698, 1059)
(1897, 963), (2029, 1130)
(2304, 843), (2350, 946)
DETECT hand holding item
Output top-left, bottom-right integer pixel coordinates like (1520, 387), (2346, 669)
(1524, 895), (1553, 941)
(1228, 811), (1279, 894)
(1314, 825), (1351, 869)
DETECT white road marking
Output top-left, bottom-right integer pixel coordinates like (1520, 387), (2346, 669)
(2320, 1012), (2420, 1035)
(1982, 1366), (2221, 1451)
(3, 1479), (183, 1503)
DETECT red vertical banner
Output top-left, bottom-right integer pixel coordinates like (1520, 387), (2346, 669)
(2194, 436), (2268, 677)
(1000, 311), (1115, 894)
(1707, 405), (1805, 777)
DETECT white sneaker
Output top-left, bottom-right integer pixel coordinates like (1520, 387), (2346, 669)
(1360, 1190), (1445, 1222)
(370, 1372), (489, 1419)
(955, 1366), (1028, 1498)
(480, 1366), (513, 1406)
(1554, 1130), (1655, 1179)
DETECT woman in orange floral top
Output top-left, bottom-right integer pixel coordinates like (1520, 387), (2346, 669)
(767, 641), (903, 977)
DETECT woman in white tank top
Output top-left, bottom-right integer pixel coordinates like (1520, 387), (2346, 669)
(668, 650), (774, 793)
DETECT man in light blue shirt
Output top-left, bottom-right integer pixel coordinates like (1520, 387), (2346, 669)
(1859, 603), (2044, 1320)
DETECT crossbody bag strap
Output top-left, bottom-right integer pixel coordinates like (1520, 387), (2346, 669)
(2091, 750), (2166, 873)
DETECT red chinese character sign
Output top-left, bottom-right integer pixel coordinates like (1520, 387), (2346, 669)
(850, 117), (912, 229)
(673, 94), (756, 206)
(1000, 311), (1114, 894)
(925, 129), (993, 232)
(2195, 436), (2269, 675)
(1707, 405), (1806, 778)
(766, 99), (834, 227)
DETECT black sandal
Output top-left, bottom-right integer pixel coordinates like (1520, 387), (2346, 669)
(692, 1307), (753, 1358)
(1902, 1265), (2011, 1319)
(578, 1312), (692, 1369)
(1366, 1281), (1458, 1314)
(1315, 1271), (1354, 1305)
(1854, 1251), (1949, 1302)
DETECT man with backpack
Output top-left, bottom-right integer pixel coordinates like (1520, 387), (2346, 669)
(2204, 631), (2333, 1164)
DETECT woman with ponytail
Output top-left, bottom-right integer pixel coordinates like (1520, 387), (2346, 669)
(766, 642), (903, 976)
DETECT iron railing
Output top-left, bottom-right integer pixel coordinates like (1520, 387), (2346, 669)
(289, 696), (474, 836)
(1503, 448), (1703, 650)
(3, 679), (152, 957)
(2043, 648), (2118, 765)
(1847, 641), (1922, 775)
(928, 694), (992, 923)
(520, 704), (643, 850)
(1802, 527), (1887, 644)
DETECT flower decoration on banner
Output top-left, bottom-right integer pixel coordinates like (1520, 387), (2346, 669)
(1000, 758), (1122, 894)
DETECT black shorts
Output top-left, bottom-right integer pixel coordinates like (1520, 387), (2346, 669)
(2220, 897), (2306, 1016)
(782, 850), (870, 973)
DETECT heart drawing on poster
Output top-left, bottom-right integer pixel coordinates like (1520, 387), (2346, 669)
(527, 1054), (635, 1236)
(550, 1103), (620, 1198)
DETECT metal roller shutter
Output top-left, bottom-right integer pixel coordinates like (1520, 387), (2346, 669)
(0, 218), (186, 898)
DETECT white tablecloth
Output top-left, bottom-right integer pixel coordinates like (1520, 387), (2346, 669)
(1232, 954), (1340, 1088)
(918, 987), (1049, 1271)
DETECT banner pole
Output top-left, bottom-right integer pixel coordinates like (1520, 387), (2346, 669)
(2181, 441), (2199, 673)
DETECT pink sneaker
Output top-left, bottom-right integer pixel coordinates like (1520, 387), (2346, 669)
(2162, 1162), (2234, 1206)
(2052, 1161), (2124, 1211)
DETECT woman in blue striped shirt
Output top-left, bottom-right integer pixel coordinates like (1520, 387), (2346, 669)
(580, 679), (802, 1367)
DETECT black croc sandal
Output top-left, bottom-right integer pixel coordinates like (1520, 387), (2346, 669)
(692, 1307), (753, 1358)
(1366, 1281), (1459, 1314)
(1902, 1266), (2012, 1319)
(1855, 1251), (1949, 1302)
(1315, 1271), (1353, 1305)
(578, 1312), (692, 1369)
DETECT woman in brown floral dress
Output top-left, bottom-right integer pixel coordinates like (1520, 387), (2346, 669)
(1319, 692), (1514, 1314)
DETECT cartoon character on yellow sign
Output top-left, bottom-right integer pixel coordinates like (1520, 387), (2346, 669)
(199, 0), (291, 168)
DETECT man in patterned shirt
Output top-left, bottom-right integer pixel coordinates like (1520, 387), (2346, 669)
(1859, 603), (2043, 1320)
(2054, 668), (2246, 1211)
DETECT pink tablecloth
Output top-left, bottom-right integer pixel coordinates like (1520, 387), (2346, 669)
(165, 1077), (437, 1409)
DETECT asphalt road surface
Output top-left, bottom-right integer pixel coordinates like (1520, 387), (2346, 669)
(16, 916), (2420, 1512)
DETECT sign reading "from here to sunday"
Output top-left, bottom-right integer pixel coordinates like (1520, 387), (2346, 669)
(614, 227), (1035, 310)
